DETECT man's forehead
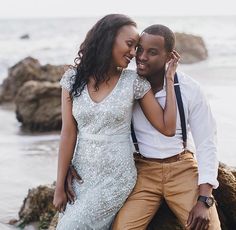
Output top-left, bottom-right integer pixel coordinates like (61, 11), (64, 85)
(139, 32), (164, 47)
(140, 32), (164, 40)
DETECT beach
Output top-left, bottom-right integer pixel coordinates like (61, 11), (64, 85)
(0, 16), (236, 228)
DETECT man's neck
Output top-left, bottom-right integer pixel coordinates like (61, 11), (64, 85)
(147, 69), (165, 94)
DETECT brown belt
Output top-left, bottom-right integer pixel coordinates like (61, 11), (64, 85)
(134, 150), (193, 163)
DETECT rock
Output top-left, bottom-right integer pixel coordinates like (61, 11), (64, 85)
(0, 57), (65, 103)
(213, 162), (236, 230)
(17, 184), (56, 229)
(175, 32), (208, 64)
(0, 57), (41, 103)
(20, 34), (30, 39)
(15, 80), (62, 131)
(48, 212), (59, 230)
(8, 219), (18, 225)
(16, 162), (236, 230)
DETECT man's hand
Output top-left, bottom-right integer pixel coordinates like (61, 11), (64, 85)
(65, 165), (83, 204)
(186, 201), (210, 230)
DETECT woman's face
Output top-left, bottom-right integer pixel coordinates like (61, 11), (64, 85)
(112, 25), (139, 68)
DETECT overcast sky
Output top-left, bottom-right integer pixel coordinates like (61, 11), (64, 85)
(0, 0), (235, 18)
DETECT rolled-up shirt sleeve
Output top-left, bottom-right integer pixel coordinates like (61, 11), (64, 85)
(188, 84), (219, 189)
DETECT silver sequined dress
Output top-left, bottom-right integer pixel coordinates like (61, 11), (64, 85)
(56, 69), (151, 230)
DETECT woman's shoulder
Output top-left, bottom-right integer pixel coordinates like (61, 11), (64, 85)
(62, 67), (77, 79)
(122, 69), (138, 80)
(60, 67), (77, 92)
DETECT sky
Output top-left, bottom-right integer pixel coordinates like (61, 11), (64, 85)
(0, 0), (235, 18)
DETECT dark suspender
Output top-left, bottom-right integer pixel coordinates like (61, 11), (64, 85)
(131, 73), (187, 152)
(174, 73), (187, 148)
(131, 122), (139, 151)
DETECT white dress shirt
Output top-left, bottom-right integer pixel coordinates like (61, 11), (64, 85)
(132, 71), (219, 188)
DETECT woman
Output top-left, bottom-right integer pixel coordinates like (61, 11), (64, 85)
(53, 14), (179, 229)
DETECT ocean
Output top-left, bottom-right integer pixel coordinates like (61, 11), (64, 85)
(0, 16), (236, 229)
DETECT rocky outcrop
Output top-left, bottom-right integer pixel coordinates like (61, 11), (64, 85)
(15, 80), (62, 131)
(0, 57), (67, 131)
(14, 162), (236, 230)
(175, 32), (208, 64)
(0, 57), (65, 103)
(16, 185), (56, 229)
(213, 163), (236, 230)
(20, 34), (30, 39)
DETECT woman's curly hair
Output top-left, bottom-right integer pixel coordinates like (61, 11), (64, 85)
(71, 14), (136, 97)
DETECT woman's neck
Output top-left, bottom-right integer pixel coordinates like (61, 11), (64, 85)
(107, 65), (123, 77)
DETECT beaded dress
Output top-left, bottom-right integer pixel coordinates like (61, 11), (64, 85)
(56, 68), (150, 230)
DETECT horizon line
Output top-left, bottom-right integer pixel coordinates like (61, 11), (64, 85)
(0, 13), (236, 20)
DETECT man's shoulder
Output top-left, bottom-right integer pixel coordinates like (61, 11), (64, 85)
(177, 72), (209, 108)
(177, 71), (201, 92)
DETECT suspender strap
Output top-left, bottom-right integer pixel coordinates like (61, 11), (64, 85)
(131, 121), (139, 152)
(174, 73), (187, 148)
(131, 73), (187, 151)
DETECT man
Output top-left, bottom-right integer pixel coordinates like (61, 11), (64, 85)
(67, 24), (221, 230)
(112, 24), (221, 230)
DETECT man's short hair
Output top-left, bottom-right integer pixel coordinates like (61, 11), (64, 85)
(143, 24), (175, 52)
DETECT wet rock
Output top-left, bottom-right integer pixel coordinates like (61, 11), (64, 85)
(213, 163), (236, 230)
(20, 34), (30, 39)
(8, 218), (18, 225)
(175, 32), (208, 64)
(0, 57), (65, 103)
(48, 212), (59, 230)
(17, 185), (56, 229)
(15, 80), (62, 131)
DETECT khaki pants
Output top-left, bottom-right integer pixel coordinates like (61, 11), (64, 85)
(113, 152), (221, 230)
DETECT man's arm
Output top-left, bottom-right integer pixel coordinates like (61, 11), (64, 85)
(186, 83), (218, 229)
(186, 184), (213, 229)
(65, 165), (84, 203)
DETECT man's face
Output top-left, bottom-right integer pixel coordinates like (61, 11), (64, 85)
(136, 33), (170, 77)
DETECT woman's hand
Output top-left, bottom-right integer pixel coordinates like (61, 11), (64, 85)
(165, 50), (180, 82)
(53, 187), (67, 213)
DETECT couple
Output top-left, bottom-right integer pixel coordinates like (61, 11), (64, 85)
(53, 14), (221, 229)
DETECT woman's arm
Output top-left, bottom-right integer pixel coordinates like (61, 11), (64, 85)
(53, 88), (77, 212)
(139, 52), (179, 136)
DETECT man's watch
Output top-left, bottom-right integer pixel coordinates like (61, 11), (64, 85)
(197, 195), (215, 208)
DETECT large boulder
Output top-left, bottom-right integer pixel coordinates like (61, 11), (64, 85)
(175, 32), (208, 64)
(213, 163), (236, 230)
(15, 80), (62, 131)
(15, 185), (56, 229)
(0, 57), (65, 103)
(13, 162), (236, 230)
